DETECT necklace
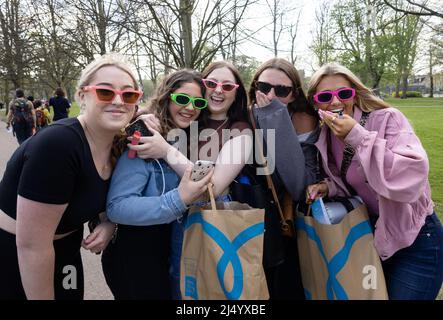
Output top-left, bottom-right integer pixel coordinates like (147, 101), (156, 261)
(82, 119), (112, 175)
(202, 118), (229, 140)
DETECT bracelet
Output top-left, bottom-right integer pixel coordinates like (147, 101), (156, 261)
(111, 224), (118, 244)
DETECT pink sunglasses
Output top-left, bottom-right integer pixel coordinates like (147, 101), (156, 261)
(313, 87), (356, 104)
(82, 86), (142, 105)
(202, 79), (239, 92)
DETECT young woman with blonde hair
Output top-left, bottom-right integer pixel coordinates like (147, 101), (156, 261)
(0, 53), (142, 299)
(307, 62), (443, 300)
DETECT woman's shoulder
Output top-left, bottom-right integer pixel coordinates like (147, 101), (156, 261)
(369, 107), (409, 128)
(37, 118), (82, 142)
(24, 119), (85, 159)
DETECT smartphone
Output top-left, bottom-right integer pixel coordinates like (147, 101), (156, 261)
(191, 160), (215, 182)
(125, 119), (153, 137)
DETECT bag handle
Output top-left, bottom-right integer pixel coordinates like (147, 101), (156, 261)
(248, 105), (290, 232)
(207, 183), (217, 210)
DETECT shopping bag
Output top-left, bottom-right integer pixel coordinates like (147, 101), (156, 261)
(296, 203), (388, 300)
(180, 184), (269, 300)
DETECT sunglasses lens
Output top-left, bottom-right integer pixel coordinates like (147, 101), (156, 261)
(317, 92), (333, 103)
(274, 86), (292, 98)
(122, 91), (140, 104)
(204, 80), (218, 89)
(193, 98), (208, 109)
(221, 83), (236, 91)
(96, 88), (115, 102)
(256, 82), (272, 94)
(338, 89), (354, 100)
(173, 94), (191, 106)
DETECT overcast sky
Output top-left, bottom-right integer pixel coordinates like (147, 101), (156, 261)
(236, 0), (321, 75)
(233, 0), (442, 76)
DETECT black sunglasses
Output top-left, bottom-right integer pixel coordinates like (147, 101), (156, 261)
(255, 81), (293, 98)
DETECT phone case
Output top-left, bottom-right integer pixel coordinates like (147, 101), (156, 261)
(191, 160), (214, 182)
(125, 119), (152, 137)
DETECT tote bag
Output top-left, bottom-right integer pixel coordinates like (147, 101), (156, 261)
(296, 203), (388, 300)
(180, 184), (269, 300)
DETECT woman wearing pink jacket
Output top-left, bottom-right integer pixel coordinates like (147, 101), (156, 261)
(307, 63), (443, 300)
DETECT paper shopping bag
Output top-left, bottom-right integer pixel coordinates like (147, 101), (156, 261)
(180, 185), (269, 300)
(296, 204), (388, 300)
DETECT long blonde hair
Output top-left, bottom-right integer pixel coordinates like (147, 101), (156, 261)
(307, 63), (390, 112)
(74, 53), (140, 167)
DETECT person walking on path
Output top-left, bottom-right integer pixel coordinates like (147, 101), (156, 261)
(6, 89), (36, 145)
(49, 87), (71, 121)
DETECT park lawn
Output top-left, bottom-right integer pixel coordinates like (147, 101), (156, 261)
(385, 97), (443, 107)
(397, 107), (442, 219)
(70, 102), (80, 117)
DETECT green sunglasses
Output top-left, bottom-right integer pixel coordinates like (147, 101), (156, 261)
(170, 93), (208, 109)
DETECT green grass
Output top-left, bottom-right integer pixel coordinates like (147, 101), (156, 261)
(69, 102), (80, 117)
(385, 97), (443, 107)
(396, 107), (442, 217)
(397, 106), (443, 300)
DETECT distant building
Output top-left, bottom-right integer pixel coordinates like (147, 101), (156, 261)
(410, 73), (443, 95)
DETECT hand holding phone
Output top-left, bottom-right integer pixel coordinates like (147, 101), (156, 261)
(191, 160), (215, 182)
(125, 119), (153, 137)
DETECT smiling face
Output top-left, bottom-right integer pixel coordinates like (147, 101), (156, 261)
(204, 67), (237, 119)
(257, 68), (295, 106)
(169, 81), (202, 129)
(315, 74), (355, 116)
(80, 65), (137, 132)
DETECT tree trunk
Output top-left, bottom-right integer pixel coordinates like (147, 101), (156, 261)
(180, 0), (193, 68)
(97, 0), (107, 55)
(394, 76), (400, 97)
(401, 73), (408, 99)
(273, 0), (278, 57)
(429, 48), (434, 98)
(4, 79), (10, 114)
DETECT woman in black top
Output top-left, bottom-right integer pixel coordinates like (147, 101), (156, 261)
(0, 53), (142, 299)
(49, 87), (71, 121)
(248, 58), (320, 299)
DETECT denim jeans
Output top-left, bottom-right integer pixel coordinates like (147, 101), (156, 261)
(170, 219), (185, 300)
(382, 212), (443, 300)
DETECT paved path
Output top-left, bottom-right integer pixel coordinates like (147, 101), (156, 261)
(0, 120), (113, 300)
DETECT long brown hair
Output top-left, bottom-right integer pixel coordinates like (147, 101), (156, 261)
(149, 69), (206, 136)
(248, 58), (316, 117)
(307, 63), (390, 112)
(200, 61), (249, 127)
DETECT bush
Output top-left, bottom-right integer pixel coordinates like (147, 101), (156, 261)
(391, 91), (423, 98)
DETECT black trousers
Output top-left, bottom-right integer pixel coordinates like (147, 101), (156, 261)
(264, 236), (306, 300)
(0, 227), (84, 300)
(12, 123), (33, 145)
(101, 224), (172, 300)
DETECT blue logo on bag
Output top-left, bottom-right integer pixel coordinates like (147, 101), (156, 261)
(296, 217), (373, 300)
(184, 212), (264, 300)
(185, 276), (199, 300)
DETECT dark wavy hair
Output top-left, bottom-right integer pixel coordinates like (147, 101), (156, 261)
(55, 87), (65, 97)
(149, 69), (206, 136)
(199, 61), (249, 128)
(248, 58), (317, 118)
